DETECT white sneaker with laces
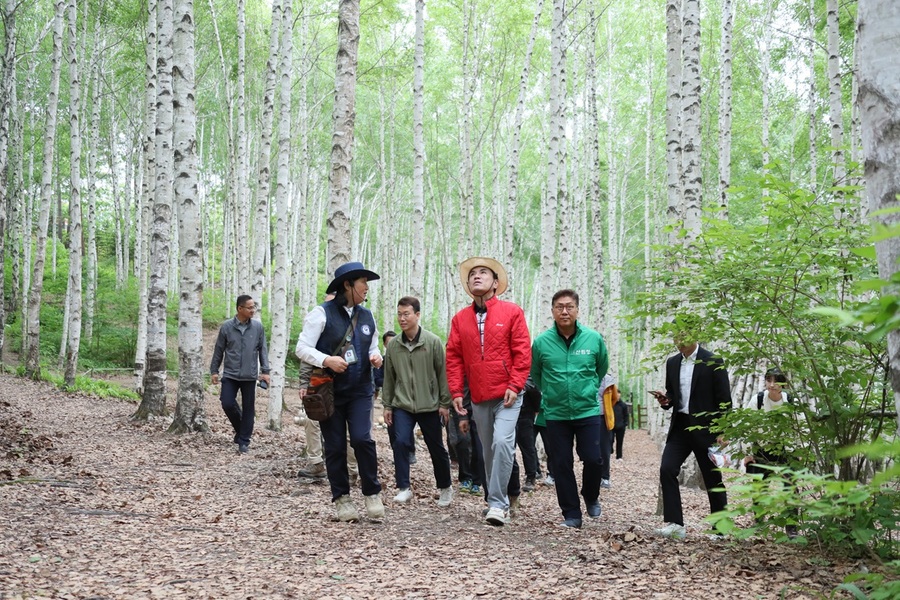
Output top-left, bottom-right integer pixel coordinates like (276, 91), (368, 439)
(485, 506), (509, 526)
(393, 488), (413, 503)
(437, 487), (453, 507)
(654, 522), (686, 540)
(600, 478), (611, 489)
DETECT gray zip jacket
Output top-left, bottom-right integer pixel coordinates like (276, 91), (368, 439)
(210, 317), (271, 381)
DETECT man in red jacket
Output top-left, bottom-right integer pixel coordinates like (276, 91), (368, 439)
(447, 257), (532, 526)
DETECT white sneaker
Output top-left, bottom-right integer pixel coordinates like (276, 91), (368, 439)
(543, 475), (555, 486)
(437, 487), (453, 507)
(655, 522), (686, 540)
(393, 488), (413, 503)
(485, 506), (509, 526)
(334, 495), (360, 523)
(600, 478), (611, 489)
(365, 493), (385, 520)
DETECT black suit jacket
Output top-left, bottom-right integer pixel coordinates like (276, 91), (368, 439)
(663, 346), (731, 434)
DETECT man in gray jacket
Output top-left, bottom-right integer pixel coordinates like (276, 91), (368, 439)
(210, 295), (271, 453)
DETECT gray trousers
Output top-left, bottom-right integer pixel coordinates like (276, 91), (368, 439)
(472, 394), (522, 510)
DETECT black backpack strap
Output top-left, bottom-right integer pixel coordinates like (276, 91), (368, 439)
(757, 391), (764, 410)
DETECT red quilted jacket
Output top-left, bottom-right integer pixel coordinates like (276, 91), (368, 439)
(446, 296), (532, 403)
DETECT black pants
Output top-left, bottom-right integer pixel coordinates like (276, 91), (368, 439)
(220, 378), (256, 445)
(659, 412), (727, 526)
(516, 409), (540, 479)
(611, 427), (625, 459)
(545, 416), (603, 520)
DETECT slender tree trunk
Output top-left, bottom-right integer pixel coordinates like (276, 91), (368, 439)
(84, 42), (101, 343)
(250, 0), (282, 305)
(135, 0), (174, 419)
(665, 0), (682, 244)
(542, 0), (566, 324)
(25, 1), (65, 379)
(587, 0), (603, 331)
(759, 5), (772, 196)
(63, 0), (83, 387)
(826, 0), (845, 183)
(410, 0), (425, 298)
(604, 12), (619, 364)
(267, 0), (292, 430)
(0, 0), (17, 358)
(134, 0), (157, 394)
(857, 0), (900, 432)
(169, 0), (207, 434)
(326, 0), (359, 273)
(681, 0), (702, 243)
(717, 0), (734, 217)
(808, 0), (818, 191)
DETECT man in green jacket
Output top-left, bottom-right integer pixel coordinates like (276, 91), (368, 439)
(382, 296), (454, 507)
(530, 289), (609, 528)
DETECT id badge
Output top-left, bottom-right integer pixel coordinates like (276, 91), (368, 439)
(343, 346), (358, 365)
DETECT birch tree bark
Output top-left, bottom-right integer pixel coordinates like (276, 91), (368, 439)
(808, 0), (818, 191)
(169, 0), (207, 433)
(665, 0), (683, 244)
(25, 1), (65, 379)
(605, 12), (619, 364)
(134, 0), (157, 394)
(542, 0), (566, 323)
(410, 0), (425, 298)
(587, 0), (603, 331)
(857, 0), (900, 431)
(506, 0), (544, 288)
(267, 0), (292, 430)
(0, 0), (17, 357)
(826, 0), (845, 183)
(250, 0), (282, 304)
(84, 42), (101, 342)
(63, 0), (83, 387)
(236, 0), (250, 287)
(759, 4), (772, 194)
(680, 0), (702, 242)
(717, 0), (734, 217)
(327, 0), (359, 272)
(135, 0), (174, 419)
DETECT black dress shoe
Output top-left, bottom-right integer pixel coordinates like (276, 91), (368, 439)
(238, 444), (249, 454)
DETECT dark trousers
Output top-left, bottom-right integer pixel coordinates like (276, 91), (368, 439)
(220, 378), (256, 445)
(599, 425), (611, 480)
(391, 408), (451, 490)
(320, 393), (381, 501)
(611, 428), (626, 459)
(517, 409), (540, 479)
(450, 411), (476, 484)
(546, 416), (604, 520)
(659, 412), (727, 526)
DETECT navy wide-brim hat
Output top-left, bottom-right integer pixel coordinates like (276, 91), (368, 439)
(326, 262), (381, 294)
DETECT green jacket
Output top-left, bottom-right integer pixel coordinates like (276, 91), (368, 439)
(530, 322), (609, 421)
(382, 327), (452, 413)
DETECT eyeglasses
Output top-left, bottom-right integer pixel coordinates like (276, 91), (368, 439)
(553, 304), (578, 313)
(240, 304), (257, 312)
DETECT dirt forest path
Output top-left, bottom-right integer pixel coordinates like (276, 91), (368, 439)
(0, 373), (859, 599)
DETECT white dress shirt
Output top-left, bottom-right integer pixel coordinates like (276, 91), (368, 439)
(295, 304), (381, 368)
(678, 345), (699, 415)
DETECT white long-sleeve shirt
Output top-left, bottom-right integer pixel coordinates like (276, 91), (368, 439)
(295, 304), (381, 367)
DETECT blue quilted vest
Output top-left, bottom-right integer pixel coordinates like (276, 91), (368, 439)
(316, 300), (376, 400)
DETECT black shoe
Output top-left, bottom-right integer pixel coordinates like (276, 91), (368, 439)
(587, 501), (601, 518)
(560, 518), (582, 529)
(238, 444), (249, 454)
(523, 477), (536, 492)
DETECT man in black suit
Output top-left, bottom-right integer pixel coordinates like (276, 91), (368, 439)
(650, 334), (731, 540)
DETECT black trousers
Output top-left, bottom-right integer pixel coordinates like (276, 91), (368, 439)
(659, 412), (727, 526)
(611, 427), (625, 459)
(516, 409), (540, 479)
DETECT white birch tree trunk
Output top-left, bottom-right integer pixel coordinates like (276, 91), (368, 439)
(587, 0), (603, 332)
(718, 0), (734, 217)
(84, 46), (101, 342)
(808, 0), (818, 191)
(236, 0), (249, 287)
(0, 0), (17, 357)
(759, 5), (772, 195)
(267, 0), (292, 430)
(25, 1), (65, 379)
(135, 0), (174, 418)
(327, 0), (359, 272)
(507, 0), (544, 290)
(826, 0), (845, 184)
(410, 0), (425, 298)
(170, 0), (206, 433)
(665, 0), (683, 244)
(542, 0), (566, 324)
(63, 0), (83, 387)
(250, 0), (281, 305)
(857, 0), (900, 432)
(680, 0), (702, 243)
(134, 0), (157, 394)
(605, 13), (619, 365)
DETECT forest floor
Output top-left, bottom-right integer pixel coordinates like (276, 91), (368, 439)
(0, 366), (871, 599)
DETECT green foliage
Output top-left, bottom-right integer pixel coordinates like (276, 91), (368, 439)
(706, 454), (900, 560)
(19, 368), (139, 402)
(634, 168), (892, 482)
